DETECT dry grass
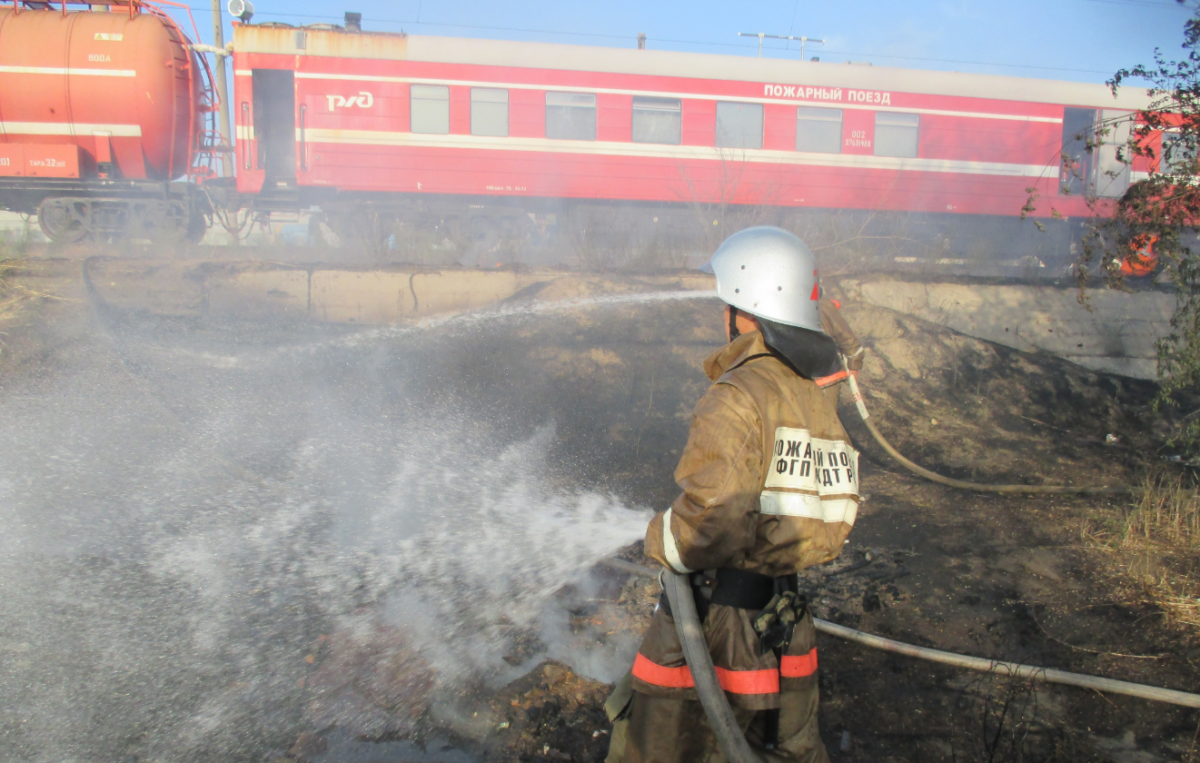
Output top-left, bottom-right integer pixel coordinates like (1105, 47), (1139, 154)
(0, 230), (65, 352)
(1083, 473), (1200, 628)
(0, 258), (27, 326)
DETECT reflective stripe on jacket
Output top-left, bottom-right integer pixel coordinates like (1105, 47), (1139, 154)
(644, 331), (859, 578)
(632, 330), (857, 708)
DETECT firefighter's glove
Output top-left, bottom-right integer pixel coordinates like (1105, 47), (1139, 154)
(752, 591), (808, 655)
(845, 347), (865, 374)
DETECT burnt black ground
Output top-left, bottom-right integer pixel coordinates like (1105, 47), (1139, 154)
(0, 267), (1196, 763)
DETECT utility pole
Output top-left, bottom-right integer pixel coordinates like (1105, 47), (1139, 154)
(211, 0), (232, 160)
(738, 32), (824, 60)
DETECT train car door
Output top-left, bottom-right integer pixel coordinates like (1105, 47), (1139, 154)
(1060, 107), (1095, 197)
(252, 69), (297, 192)
(1093, 109), (1132, 198)
(1060, 108), (1133, 199)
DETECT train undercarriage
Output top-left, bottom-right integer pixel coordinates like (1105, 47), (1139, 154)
(0, 178), (215, 244)
(0, 177), (1086, 280)
(264, 191), (1087, 277)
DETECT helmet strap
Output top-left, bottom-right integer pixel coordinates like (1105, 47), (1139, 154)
(728, 306), (740, 341)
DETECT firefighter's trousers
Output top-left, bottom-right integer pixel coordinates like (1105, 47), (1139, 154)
(606, 678), (829, 763)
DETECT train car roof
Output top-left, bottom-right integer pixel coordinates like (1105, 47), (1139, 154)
(235, 26), (1153, 110)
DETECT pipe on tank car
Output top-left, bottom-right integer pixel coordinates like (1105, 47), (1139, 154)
(188, 42), (233, 56)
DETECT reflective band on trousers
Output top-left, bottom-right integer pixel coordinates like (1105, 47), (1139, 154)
(780, 648), (818, 678)
(632, 648), (818, 693)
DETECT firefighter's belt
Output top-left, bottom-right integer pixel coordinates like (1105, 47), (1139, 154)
(659, 568), (807, 655)
(708, 568), (778, 610)
(659, 568), (777, 619)
(689, 567), (811, 656)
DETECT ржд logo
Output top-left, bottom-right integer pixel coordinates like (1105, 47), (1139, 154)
(326, 91), (374, 111)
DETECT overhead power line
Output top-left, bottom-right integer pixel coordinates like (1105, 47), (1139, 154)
(177, 5), (1122, 78)
(1084, 0), (1192, 9)
(738, 32), (824, 60)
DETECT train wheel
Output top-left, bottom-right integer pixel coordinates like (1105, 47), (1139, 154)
(326, 207), (396, 259)
(184, 208), (209, 244)
(127, 199), (190, 243)
(37, 197), (91, 243)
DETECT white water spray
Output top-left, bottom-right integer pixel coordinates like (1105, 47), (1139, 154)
(0, 287), (692, 760)
(159, 289), (717, 368)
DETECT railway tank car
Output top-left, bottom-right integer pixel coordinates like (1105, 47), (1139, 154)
(0, 0), (219, 242)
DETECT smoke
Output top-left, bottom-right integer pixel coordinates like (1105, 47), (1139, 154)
(309, 417), (649, 684)
(0, 308), (651, 761)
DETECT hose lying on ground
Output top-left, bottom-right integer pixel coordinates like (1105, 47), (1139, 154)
(844, 367), (1139, 495)
(814, 618), (1200, 708)
(599, 558), (1200, 710)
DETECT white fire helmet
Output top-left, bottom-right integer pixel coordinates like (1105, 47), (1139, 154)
(708, 226), (823, 333)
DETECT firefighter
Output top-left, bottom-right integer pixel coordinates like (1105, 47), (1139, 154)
(607, 226), (861, 763)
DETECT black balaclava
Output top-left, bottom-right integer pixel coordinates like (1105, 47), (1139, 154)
(730, 304), (841, 380)
(757, 317), (842, 381)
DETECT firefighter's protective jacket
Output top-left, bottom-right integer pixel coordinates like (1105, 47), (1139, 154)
(632, 329), (858, 710)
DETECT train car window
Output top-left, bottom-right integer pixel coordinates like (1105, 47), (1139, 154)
(411, 84), (450, 135)
(874, 112), (919, 158)
(471, 88), (509, 137)
(796, 107), (842, 153)
(1061, 108), (1096, 194)
(716, 102), (763, 150)
(632, 96), (682, 145)
(1161, 131), (1198, 176)
(546, 92), (596, 140)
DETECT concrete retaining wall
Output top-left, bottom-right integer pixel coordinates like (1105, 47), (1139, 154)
(83, 258), (1175, 381)
(837, 277), (1174, 380)
(85, 260), (711, 325)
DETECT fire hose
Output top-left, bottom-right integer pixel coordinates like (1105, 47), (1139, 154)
(610, 356), (1180, 762)
(660, 568), (762, 763)
(844, 363), (1139, 495)
(600, 559), (1200, 763)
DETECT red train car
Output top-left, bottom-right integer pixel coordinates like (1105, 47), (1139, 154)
(0, 6), (1160, 268)
(229, 21), (1152, 268)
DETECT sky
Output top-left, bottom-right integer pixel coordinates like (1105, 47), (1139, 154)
(164, 0), (1196, 87)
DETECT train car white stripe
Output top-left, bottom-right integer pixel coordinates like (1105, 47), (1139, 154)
(298, 128), (1055, 179)
(280, 72), (1061, 123)
(0, 66), (137, 77)
(1, 122), (142, 137)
